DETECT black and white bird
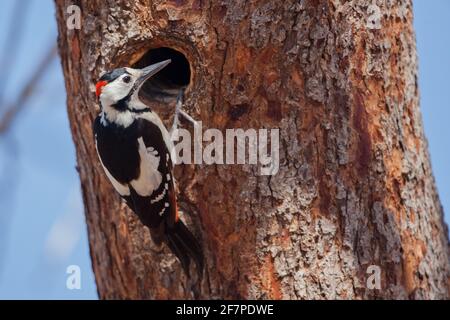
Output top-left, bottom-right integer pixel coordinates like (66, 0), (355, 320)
(93, 60), (203, 277)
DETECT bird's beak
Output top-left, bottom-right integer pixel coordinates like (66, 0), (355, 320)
(136, 59), (171, 89)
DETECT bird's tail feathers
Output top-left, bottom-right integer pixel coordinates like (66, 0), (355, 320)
(166, 220), (204, 278)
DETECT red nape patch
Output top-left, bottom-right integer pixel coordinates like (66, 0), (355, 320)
(95, 81), (108, 97)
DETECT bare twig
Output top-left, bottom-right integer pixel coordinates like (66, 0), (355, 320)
(0, 1), (31, 108)
(0, 44), (58, 134)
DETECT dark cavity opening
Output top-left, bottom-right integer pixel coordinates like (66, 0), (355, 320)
(132, 47), (191, 102)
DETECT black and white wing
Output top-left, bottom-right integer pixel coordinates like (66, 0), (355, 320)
(94, 115), (178, 229)
(127, 117), (178, 229)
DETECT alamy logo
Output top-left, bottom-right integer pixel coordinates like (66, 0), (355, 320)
(366, 265), (381, 290)
(171, 123), (279, 176)
(66, 265), (81, 290)
(66, 5), (81, 30)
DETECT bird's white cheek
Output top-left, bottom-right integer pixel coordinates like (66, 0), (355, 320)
(99, 89), (116, 106)
(101, 83), (129, 104)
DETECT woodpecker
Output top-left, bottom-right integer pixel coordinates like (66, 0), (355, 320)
(93, 60), (203, 277)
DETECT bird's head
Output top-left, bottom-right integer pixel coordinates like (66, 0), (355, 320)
(95, 59), (171, 111)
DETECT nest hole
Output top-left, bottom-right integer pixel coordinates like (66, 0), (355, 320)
(133, 47), (191, 102)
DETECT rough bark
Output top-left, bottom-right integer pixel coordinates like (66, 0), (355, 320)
(55, 0), (449, 299)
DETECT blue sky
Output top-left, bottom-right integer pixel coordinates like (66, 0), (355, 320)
(414, 1), (450, 215)
(0, 0), (96, 299)
(0, 0), (448, 299)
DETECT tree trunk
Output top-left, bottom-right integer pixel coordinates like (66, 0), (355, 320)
(55, 0), (449, 299)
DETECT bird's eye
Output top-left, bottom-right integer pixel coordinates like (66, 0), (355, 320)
(123, 75), (131, 83)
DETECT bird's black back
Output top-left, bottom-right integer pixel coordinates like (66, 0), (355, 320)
(94, 116), (141, 184)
